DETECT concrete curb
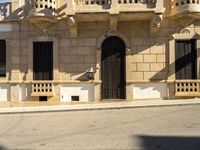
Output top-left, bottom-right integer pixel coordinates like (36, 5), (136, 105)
(0, 99), (200, 114)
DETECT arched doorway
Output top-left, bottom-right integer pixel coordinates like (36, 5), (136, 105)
(101, 36), (126, 99)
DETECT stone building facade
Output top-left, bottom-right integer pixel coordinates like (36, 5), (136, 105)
(0, 0), (199, 105)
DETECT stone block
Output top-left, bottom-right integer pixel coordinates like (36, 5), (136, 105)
(131, 63), (137, 71)
(78, 64), (90, 72)
(21, 40), (28, 48)
(157, 54), (166, 63)
(21, 23), (29, 31)
(144, 55), (157, 62)
(77, 39), (84, 46)
(12, 48), (20, 56)
(131, 37), (143, 46)
(137, 46), (150, 54)
(60, 73), (70, 80)
(21, 56), (27, 64)
(12, 23), (19, 31)
(150, 45), (164, 54)
(64, 47), (77, 55)
(10, 84), (20, 101)
(84, 38), (97, 47)
(143, 37), (156, 45)
(132, 55), (143, 63)
(60, 39), (68, 47)
(70, 39), (78, 47)
(70, 56), (84, 64)
(84, 55), (96, 63)
(63, 56), (71, 64)
(65, 64), (78, 72)
(11, 56), (20, 64)
(77, 47), (91, 55)
(150, 63), (165, 71)
(132, 72), (143, 80)
(137, 63), (150, 71)
(144, 72), (157, 80)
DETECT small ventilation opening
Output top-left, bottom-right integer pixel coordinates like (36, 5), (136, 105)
(39, 96), (48, 102)
(71, 96), (79, 101)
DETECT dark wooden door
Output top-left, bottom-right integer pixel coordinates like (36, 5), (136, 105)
(33, 42), (53, 80)
(101, 36), (126, 99)
(175, 39), (197, 79)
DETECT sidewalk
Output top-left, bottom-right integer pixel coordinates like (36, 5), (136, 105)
(0, 98), (200, 114)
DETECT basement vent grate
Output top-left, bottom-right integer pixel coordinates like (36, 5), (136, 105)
(71, 96), (79, 101)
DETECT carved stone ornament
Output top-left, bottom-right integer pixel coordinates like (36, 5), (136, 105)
(67, 16), (78, 38)
(150, 14), (163, 35)
(33, 20), (54, 32)
(180, 28), (191, 34)
(176, 17), (194, 28)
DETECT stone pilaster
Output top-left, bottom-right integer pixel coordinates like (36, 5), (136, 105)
(10, 83), (21, 102)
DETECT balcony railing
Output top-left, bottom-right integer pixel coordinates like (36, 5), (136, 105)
(170, 0), (200, 17)
(175, 80), (200, 97)
(75, 0), (111, 12)
(76, 0), (110, 5)
(0, 2), (11, 20)
(74, 0), (161, 13)
(28, 0), (57, 18)
(117, 0), (157, 12)
(31, 82), (53, 96)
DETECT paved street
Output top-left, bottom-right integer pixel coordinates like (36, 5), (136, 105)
(0, 105), (200, 150)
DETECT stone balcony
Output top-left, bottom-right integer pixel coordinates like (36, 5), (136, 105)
(28, 0), (57, 31)
(72, 0), (164, 20)
(66, 0), (164, 37)
(170, 0), (200, 18)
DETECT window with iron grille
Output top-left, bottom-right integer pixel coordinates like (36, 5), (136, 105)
(0, 40), (6, 77)
(175, 39), (197, 79)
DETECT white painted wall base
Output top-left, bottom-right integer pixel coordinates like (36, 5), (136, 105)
(0, 84), (10, 101)
(133, 83), (167, 100)
(60, 84), (94, 102)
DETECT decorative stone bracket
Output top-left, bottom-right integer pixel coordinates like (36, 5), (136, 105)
(110, 15), (118, 32)
(67, 16), (77, 38)
(28, 17), (57, 32)
(176, 17), (194, 29)
(150, 14), (163, 36)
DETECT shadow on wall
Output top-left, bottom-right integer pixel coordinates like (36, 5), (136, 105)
(138, 135), (200, 150)
(0, 145), (8, 150)
(150, 37), (200, 81)
(2, 0), (67, 21)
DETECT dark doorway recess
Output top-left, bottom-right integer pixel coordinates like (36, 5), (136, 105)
(175, 39), (197, 79)
(101, 36), (126, 99)
(33, 42), (53, 80)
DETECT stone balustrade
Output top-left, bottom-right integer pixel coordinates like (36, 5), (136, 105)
(170, 0), (200, 17)
(118, 0), (156, 5)
(76, 0), (110, 5)
(75, 0), (111, 12)
(28, 0), (57, 18)
(31, 82), (53, 96)
(30, 0), (56, 10)
(74, 0), (160, 13)
(175, 80), (200, 97)
(0, 2), (11, 19)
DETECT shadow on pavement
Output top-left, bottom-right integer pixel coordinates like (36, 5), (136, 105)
(0, 145), (7, 150)
(138, 135), (200, 150)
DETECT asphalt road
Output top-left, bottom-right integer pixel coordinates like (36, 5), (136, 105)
(0, 105), (200, 150)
